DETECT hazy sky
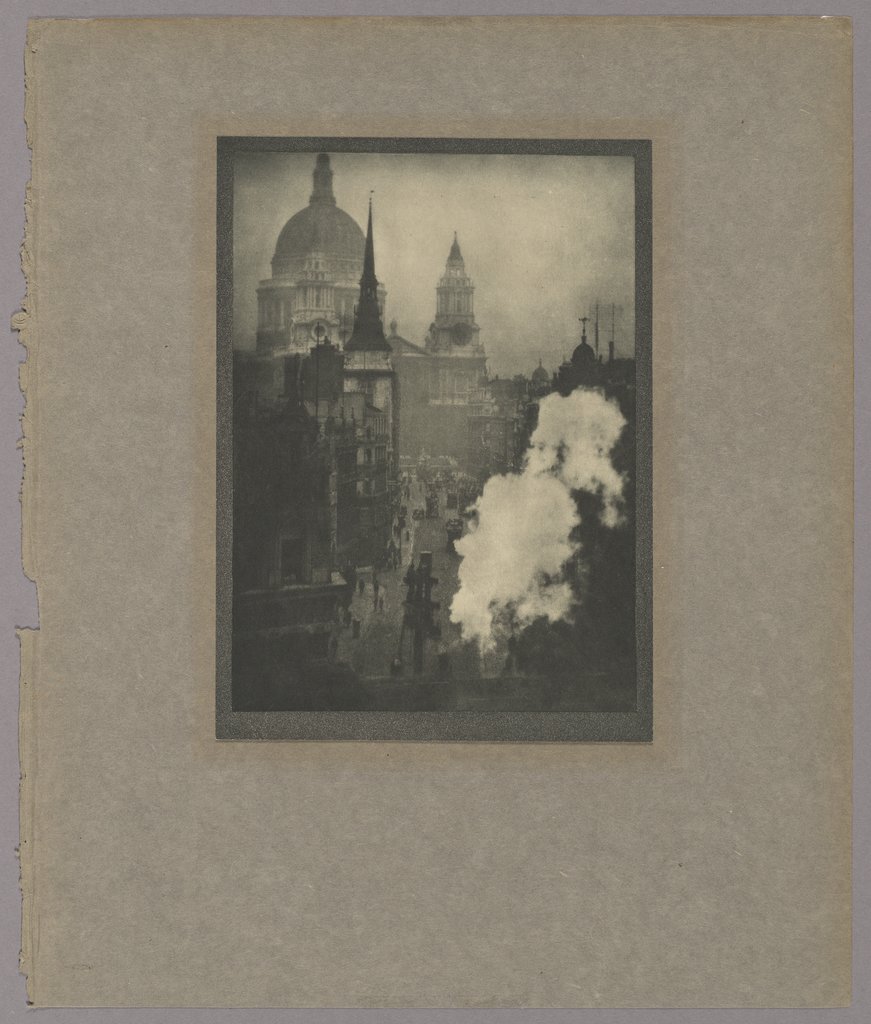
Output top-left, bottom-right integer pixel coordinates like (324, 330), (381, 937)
(233, 151), (635, 377)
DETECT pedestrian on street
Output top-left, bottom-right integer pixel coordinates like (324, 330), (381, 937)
(372, 573), (380, 607)
(358, 577), (365, 595)
(378, 592), (385, 613)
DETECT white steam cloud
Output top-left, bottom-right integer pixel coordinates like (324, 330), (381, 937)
(450, 389), (627, 651)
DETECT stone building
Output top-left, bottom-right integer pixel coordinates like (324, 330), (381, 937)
(385, 319), (431, 464)
(531, 359), (552, 397)
(466, 375), (528, 482)
(388, 235), (490, 466)
(556, 317), (601, 393)
(255, 153), (386, 356)
(422, 235), (489, 463)
(232, 348), (352, 694)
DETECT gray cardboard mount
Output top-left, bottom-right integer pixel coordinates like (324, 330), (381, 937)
(18, 16), (852, 1008)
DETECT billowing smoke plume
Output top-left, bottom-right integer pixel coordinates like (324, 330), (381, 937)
(450, 389), (627, 651)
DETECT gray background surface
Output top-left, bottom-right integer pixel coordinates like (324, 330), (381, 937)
(1, 1), (867, 1021)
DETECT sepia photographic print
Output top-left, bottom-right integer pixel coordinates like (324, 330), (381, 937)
(216, 138), (651, 740)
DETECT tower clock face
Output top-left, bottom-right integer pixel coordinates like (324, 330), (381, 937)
(452, 322), (472, 346)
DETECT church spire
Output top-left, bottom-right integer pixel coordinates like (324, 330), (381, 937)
(362, 197), (377, 289)
(448, 231), (463, 265)
(309, 153), (336, 206)
(346, 196), (390, 351)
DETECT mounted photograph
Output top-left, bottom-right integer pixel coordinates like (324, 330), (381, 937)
(216, 138), (651, 739)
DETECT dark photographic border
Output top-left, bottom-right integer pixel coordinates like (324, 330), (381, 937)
(216, 136), (652, 741)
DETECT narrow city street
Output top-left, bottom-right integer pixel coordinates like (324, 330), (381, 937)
(336, 476), (495, 682)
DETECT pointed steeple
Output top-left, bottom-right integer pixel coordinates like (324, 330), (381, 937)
(309, 153), (337, 206)
(447, 231), (463, 266)
(362, 198), (377, 288)
(346, 197), (391, 351)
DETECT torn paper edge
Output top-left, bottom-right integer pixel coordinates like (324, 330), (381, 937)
(16, 18), (46, 1009)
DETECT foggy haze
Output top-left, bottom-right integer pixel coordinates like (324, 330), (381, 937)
(232, 150), (635, 378)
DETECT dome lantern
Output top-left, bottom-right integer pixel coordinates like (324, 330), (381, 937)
(309, 153), (337, 206)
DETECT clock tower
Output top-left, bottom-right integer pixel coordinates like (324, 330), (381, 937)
(427, 233), (483, 354)
(424, 235), (487, 409)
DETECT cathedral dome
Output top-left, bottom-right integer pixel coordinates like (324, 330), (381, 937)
(271, 154), (365, 272)
(273, 204), (365, 264)
(532, 360), (549, 384)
